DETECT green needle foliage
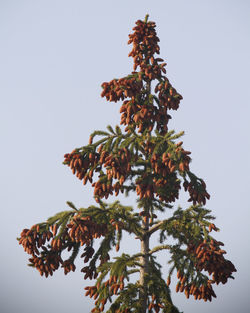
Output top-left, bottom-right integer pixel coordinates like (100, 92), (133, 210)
(18, 15), (236, 313)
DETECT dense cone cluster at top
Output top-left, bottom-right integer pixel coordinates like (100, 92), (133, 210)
(63, 16), (203, 206)
(101, 78), (143, 103)
(101, 76), (182, 134)
(128, 19), (160, 71)
(101, 17), (182, 135)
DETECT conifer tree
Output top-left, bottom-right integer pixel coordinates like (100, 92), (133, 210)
(18, 15), (236, 313)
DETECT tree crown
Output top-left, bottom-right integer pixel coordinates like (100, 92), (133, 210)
(18, 15), (236, 313)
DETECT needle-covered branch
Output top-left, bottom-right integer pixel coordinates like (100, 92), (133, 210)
(159, 206), (236, 301)
(18, 200), (141, 278)
(149, 245), (171, 256)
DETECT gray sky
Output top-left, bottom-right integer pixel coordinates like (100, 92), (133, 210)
(1, 1), (250, 312)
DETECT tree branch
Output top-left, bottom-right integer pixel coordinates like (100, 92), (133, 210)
(147, 220), (165, 236)
(149, 244), (171, 255)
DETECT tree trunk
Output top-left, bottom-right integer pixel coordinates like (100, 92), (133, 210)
(139, 71), (151, 312)
(139, 220), (149, 312)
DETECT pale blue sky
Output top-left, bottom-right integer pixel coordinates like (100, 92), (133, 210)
(1, 1), (250, 312)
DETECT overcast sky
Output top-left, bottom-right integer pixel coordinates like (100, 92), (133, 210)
(1, 1), (250, 313)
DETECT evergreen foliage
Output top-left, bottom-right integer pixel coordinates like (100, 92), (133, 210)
(18, 15), (236, 313)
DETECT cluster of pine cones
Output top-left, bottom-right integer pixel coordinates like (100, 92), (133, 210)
(101, 18), (182, 135)
(189, 239), (237, 285)
(18, 215), (108, 278)
(168, 237), (237, 301)
(64, 138), (210, 206)
(85, 275), (126, 312)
